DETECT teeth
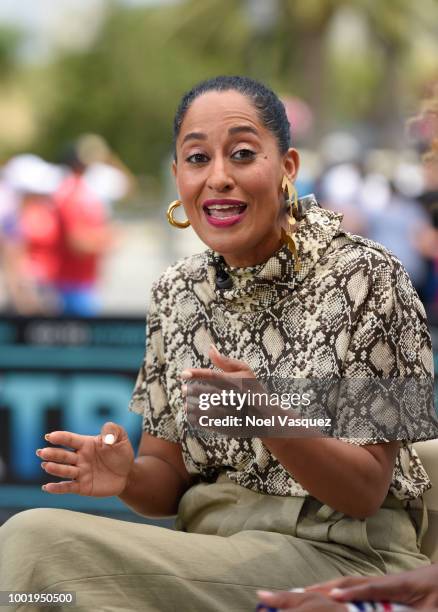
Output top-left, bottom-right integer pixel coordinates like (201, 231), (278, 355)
(205, 203), (247, 219)
(208, 204), (239, 210)
(208, 207), (244, 219)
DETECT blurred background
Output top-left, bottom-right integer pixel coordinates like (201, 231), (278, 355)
(0, 0), (437, 524)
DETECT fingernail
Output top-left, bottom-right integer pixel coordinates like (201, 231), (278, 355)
(44, 433), (51, 441)
(41, 485), (47, 492)
(329, 588), (344, 597)
(210, 344), (219, 353)
(35, 449), (41, 456)
(41, 462), (47, 469)
(289, 588), (305, 593)
(103, 434), (115, 445)
(181, 370), (192, 379)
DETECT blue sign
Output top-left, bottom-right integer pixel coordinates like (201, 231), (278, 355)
(0, 317), (145, 513)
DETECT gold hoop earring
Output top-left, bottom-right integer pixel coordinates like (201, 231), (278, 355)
(281, 176), (301, 272)
(167, 200), (190, 229)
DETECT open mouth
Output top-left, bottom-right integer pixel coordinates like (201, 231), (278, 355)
(205, 203), (247, 218)
(202, 200), (248, 227)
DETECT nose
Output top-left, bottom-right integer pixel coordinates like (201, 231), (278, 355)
(206, 158), (235, 192)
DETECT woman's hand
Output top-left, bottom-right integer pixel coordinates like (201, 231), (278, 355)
(37, 422), (135, 497)
(182, 344), (257, 411)
(182, 344), (256, 382)
(182, 345), (265, 430)
(181, 345), (321, 436)
(308, 565), (438, 609)
(256, 590), (347, 611)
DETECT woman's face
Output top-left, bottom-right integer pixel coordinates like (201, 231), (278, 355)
(173, 90), (299, 267)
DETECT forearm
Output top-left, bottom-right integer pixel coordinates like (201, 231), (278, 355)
(261, 437), (398, 518)
(118, 454), (191, 517)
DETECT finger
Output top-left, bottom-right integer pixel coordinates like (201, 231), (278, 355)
(330, 579), (408, 603)
(185, 380), (243, 409)
(44, 431), (86, 450)
(209, 345), (248, 372)
(307, 577), (367, 594)
(185, 398), (200, 413)
(182, 368), (230, 380)
(183, 375), (246, 401)
(36, 448), (78, 465)
(257, 590), (305, 608)
(187, 381), (227, 399)
(100, 422), (125, 446)
(42, 481), (80, 495)
(181, 368), (232, 384)
(41, 461), (79, 480)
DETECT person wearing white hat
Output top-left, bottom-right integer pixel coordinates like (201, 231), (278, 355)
(0, 155), (63, 314)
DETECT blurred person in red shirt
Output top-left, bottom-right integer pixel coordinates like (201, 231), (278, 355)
(54, 145), (116, 316)
(0, 155), (63, 314)
(19, 191), (61, 313)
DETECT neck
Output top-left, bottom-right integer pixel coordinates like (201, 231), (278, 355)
(220, 236), (284, 268)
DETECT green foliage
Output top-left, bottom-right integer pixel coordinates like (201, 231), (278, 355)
(35, 2), (250, 175)
(22, 0), (438, 177)
(0, 25), (22, 80)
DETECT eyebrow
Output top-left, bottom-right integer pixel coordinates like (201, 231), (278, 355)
(182, 132), (207, 144)
(181, 125), (259, 144)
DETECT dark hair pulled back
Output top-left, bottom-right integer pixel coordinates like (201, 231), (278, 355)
(173, 75), (291, 158)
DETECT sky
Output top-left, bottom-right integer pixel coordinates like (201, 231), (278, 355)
(0, 0), (180, 60)
(0, 0), (176, 24)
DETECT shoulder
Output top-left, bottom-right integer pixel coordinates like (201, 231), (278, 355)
(327, 229), (410, 283)
(318, 228), (427, 320)
(342, 232), (422, 301)
(298, 200), (405, 285)
(332, 231), (428, 325)
(149, 250), (208, 305)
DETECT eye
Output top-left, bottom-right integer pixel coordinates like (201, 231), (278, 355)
(231, 149), (256, 161)
(186, 153), (209, 164)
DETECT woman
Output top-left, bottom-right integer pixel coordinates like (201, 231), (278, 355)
(0, 76), (435, 612)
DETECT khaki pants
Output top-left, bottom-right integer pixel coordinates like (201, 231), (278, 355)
(0, 477), (430, 612)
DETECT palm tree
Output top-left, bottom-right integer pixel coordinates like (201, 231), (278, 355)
(168, 0), (438, 144)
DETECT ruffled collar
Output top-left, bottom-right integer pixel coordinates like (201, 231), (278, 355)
(206, 195), (342, 313)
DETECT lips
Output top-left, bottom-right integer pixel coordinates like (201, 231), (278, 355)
(203, 199), (247, 228)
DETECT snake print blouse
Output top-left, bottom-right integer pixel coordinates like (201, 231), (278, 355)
(130, 195), (435, 500)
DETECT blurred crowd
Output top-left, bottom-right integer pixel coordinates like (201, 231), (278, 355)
(297, 132), (438, 322)
(0, 131), (437, 320)
(0, 135), (133, 317)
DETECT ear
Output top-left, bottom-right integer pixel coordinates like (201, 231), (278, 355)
(282, 148), (300, 182)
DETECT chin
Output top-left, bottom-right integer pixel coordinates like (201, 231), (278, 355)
(201, 234), (250, 257)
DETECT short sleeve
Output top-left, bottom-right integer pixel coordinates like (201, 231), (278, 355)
(129, 287), (179, 443)
(336, 253), (436, 443)
(343, 257), (433, 378)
